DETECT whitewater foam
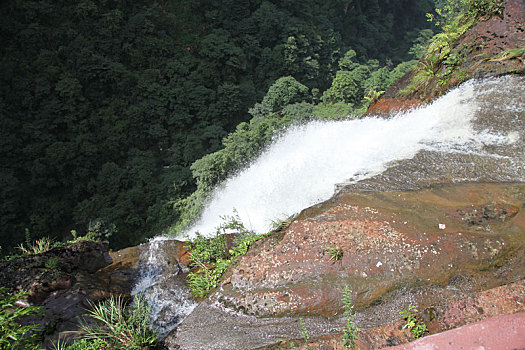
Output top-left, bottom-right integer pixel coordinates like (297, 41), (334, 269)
(132, 76), (524, 338)
(186, 78), (521, 237)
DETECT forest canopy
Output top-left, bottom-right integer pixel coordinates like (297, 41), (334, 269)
(0, 0), (436, 251)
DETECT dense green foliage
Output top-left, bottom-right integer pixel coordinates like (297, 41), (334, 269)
(55, 294), (157, 350)
(0, 288), (43, 350)
(402, 0), (506, 95)
(187, 213), (266, 297)
(1, 0), (435, 250)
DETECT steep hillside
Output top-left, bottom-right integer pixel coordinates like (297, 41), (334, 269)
(368, 0), (524, 115)
(165, 1), (525, 348)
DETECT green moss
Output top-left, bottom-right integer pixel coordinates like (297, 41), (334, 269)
(490, 47), (525, 61)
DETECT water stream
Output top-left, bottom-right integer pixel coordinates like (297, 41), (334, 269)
(134, 75), (524, 338)
(188, 75), (524, 237)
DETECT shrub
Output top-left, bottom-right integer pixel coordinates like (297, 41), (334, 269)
(187, 214), (267, 298)
(258, 76), (310, 114)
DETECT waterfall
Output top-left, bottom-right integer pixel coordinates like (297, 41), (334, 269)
(132, 237), (197, 338)
(188, 76), (524, 238)
(134, 75), (524, 338)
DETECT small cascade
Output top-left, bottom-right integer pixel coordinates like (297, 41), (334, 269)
(134, 75), (524, 338)
(132, 237), (196, 338)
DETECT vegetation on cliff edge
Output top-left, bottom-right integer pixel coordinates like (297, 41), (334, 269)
(0, 0), (435, 252)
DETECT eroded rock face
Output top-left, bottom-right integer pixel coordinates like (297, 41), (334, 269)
(369, 0), (525, 112)
(217, 183), (524, 317)
(167, 183), (525, 349)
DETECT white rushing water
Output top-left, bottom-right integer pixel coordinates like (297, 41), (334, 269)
(186, 77), (521, 238)
(134, 76), (524, 338)
(132, 237), (197, 338)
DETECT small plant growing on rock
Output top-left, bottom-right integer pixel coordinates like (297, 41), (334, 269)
(67, 230), (98, 244)
(490, 47), (525, 62)
(187, 214), (267, 298)
(324, 245), (343, 261)
(187, 258), (225, 298)
(298, 317), (313, 349)
(341, 286), (360, 349)
(400, 305), (428, 339)
(18, 237), (53, 255)
(45, 256), (59, 270)
(0, 288), (43, 350)
(270, 217), (292, 231)
(299, 317), (309, 342)
(66, 294), (157, 350)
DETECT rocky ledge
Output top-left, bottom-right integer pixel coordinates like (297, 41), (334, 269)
(0, 239), (191, 347)
(167, 183), (525, 349)
(368, 0), (524, 115)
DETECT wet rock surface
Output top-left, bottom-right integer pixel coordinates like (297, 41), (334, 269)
(165, 301), (342, 350)
(343, 74), (525, 196)
(167, 183), (525, 349)
(0, 239), (190, 347)
(255, 279), (525, 349)
(131, 238), (196, 338)
(217, 183), (525, 317)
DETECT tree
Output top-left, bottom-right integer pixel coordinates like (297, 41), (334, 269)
(260, 76), (310, 113)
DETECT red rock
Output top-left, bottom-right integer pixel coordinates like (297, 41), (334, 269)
(383, 312), (525, 350)
(217, 183), (525, 318)
(366, 98), (423, 115)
